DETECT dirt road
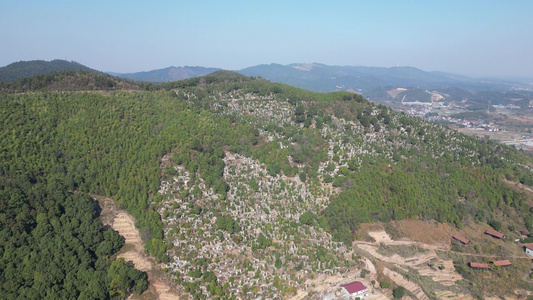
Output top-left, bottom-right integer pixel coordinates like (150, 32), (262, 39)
(383, 267), (429, 300)
(96, 196), (179, 300)
(356, 230), (467, 298)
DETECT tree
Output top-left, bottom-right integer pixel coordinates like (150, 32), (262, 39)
(299, 172), (307, 182)
(489, 219), (502, 231)
(299, 211), (315, 225)
(275, 257), (282, 269)
(393, 286), (405, 299)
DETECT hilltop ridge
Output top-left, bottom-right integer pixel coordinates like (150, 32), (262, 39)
(0, 59), (99, 82)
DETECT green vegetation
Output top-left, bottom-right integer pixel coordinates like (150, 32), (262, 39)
(0, 69), (139, 93)
(393, 286), (406, 299)
(398, 89), (431, 102)
(377, 245), (428, 258)
(1, 69), (533, 299)
(0, 59), (97, 82)
(216, 215), (241, 234)
(0, 142), (148, 298)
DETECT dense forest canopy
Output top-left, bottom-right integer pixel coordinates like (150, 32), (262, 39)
(1, 70), (532, 299)
(0, 91), (151, 298)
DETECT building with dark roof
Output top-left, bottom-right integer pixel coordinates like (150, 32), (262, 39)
(469, 262), (490, 269)
(452, 234), (470, 245)
(492, 260), (512, 267)
(485, 229), (504, 239)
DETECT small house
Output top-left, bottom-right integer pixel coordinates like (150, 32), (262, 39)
(452, 234), (470, 245)
(469, 262), (490, 269)
(340, 281), (368, 297)
(492, 260), (512, 267)
(523, 243), (533, 258)
(485, 229), (504, 239)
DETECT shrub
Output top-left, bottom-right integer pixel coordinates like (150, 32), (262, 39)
(489, 219), (502, 231)
(299, 211), (315, 225)
(393, 286), (406, 299)
(299, 172), (307, 182)
(324, 174), (334, 183)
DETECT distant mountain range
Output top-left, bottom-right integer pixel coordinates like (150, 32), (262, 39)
(111, 62), (530, 94)
(237, 63), (528, 93)
(0, 60), (98, 82)
(108, 66), (221, 82)
(2, 60), (531, 95)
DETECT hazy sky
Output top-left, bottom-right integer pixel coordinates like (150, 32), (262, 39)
(2, 0), (533, 77)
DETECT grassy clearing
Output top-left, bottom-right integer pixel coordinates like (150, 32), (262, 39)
(376, 244), (429, 258)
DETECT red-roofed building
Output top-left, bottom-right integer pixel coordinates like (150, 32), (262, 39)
(340, 281), (368, 297)
(452, 234), (470, 245)
(492, 260), (512, 267)
(485, 229), (504, 239)
(469, 262), (490, 269)
(523, 243), (533, 258)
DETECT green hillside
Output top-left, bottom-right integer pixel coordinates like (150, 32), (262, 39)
(0, 60), (98, 83)
(1, 70), (532, 299)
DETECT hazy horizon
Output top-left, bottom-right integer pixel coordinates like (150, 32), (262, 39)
(2, 0), (533, 78)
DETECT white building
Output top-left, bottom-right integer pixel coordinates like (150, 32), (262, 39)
(523, 243), (533, 258)
(340, 281), (369, 298)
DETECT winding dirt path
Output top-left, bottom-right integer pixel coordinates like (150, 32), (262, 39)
(113, 211), (153, 272)
(383, 267), (429, 300)
(96, 195), (179, 299)
(355, 230), (469, 299)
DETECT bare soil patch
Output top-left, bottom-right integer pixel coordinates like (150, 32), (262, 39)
(96, 195), (180, 300)
(458, 128), (523, 142)
(416, 260), (461, 286)
(358, 244), (437, 269)
(117, 250), (152, 272)
(435, 290), (474, 300)
(152, 281), (177, 300)
(383, 268), (429, 300)
(383, 267), (429, 300)
(359, 220), (455, 249)
(368, 230), (393, 243)
(113, 211), (144, 252)
(355, 225), (466, 293)
(392, 220), (454, 248)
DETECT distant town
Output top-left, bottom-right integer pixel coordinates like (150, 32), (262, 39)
(389, 100), (533, 152)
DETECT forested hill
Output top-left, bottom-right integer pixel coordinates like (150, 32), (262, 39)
(0, 59), (99, 83)
(1, 70), (533, 299)
(110, 66), (221, 82)
(0, 69), (142, 93)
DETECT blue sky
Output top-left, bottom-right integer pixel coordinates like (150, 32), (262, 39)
(1, 0), (532, 77)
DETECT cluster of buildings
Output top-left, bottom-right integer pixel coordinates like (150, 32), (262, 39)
(426, 115), (501, 131)
(453, 228), (533, 271)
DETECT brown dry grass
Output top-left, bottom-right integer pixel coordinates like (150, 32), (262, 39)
(393, 220), (454, 248)
(359, 220), (455, 248)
